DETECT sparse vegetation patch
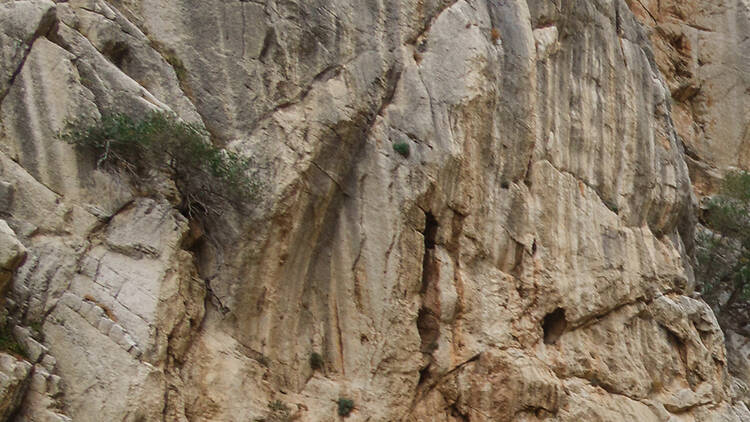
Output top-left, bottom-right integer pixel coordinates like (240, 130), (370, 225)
(337, 398), (354, 417)
(309, 351), (324, 371)
(697, 170), (750, 328)
(393, 141), (410, 158)
(0, 324), (26, 359)
(60, 111), (259, 217)
(255, 400), (291, 422)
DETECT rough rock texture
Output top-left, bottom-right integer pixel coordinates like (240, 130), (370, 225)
(627, 0), (750, 195)
(0, 0), (749, 421)
(0, 353), (32, 420)
(0, 219), (25, 295)
(627, 0), (750, 413)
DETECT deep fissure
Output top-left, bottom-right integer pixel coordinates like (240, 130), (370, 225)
(418, 211), (440, 353)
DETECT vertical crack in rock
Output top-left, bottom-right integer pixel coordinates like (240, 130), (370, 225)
(448, 402), (469, 421)
(406, 0), (460, 46)
(417, 211), (440, 354)
(0, 6), (57, 103)
(416, 363), (431, 388)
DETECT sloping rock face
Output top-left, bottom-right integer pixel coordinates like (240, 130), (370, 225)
(627, 0), (750, 195)
(0, 0), (748, 421)
(625, 0), (750, 413)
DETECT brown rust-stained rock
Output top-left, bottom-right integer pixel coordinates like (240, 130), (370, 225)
(627, 0), (750, 195)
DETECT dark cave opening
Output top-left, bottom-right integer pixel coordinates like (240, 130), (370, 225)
(542, 308), (567, 345)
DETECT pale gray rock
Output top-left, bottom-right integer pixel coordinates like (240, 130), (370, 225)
(0, 220), (25, 272)
(0, 353), (32, 420)
(0, 0), (56, 100)
(12, 330), (46, 364)
(0, 219), (26, 296)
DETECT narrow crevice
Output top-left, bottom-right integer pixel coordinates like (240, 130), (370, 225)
(448, 403), (469, 421)
(633, 0), (658, 23)
(666, 328), (688, 370)
(0, 7), (57, 103)
(417, 307), (439, 353)
(418, 211), (440, 353)
(420, 212), (438, 294)
(417, 363), (431, 388)
(405, 0), (460, 46)
(7, 364), (38, 422)
(409, 353), (480, 416)
(365, 64), (402, 134)
(681, 139), (703, 163)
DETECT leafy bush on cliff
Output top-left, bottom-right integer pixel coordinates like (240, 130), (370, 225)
(697, 170), (750, 328)
(255, 400), (291, 422)
(392, 141), (410, 158)
(337, 398), (354, 417)
(60, 111), (258, 216)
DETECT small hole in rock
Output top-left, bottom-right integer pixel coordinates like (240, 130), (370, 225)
(542, 308), (567, 345)
(102, 40), (130, 69)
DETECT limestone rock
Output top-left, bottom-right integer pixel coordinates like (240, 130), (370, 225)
(0, 0), (56, 100)
(0, 220), (25, 271)
(628, 0), (750, 195)
(0, 0), (748, 421)
(0, 353), (32, 420)
(0, 219), (26, 295)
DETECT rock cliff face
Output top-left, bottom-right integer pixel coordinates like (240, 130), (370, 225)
(626, 0), (750, 413)
(627, 0), (750, 196)
(0, 0), (749, 421)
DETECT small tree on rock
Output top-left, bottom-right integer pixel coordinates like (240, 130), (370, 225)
(697, 170), (750, 331)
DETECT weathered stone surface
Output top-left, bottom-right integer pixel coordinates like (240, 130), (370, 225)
(0, 353), (32, 420)
(0, 219), (26, 295)
(0, 220), (25, 272)
(0, 0), (56, 100)
(628, 0), (750, 195)
(0, 0), (747, 421)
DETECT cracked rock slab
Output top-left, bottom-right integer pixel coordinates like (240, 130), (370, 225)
(0, 352), (32, 420)
(0, 0), (56, 99)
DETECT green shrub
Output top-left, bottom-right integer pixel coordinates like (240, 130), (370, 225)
(60, 112), (258, 217)
(392, 142), (410, 158)
(337, 398), (354, 417)
(309, 352), (324, 371)
(255, 400), (290, 422)
(165, 53), (187, 82)
(0, 325), (26, 359)
(604, 199), (619, 214)
(697, 170), (750, 324)
(148, 39), (188, 82)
